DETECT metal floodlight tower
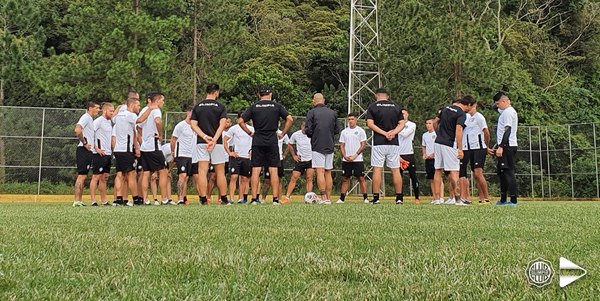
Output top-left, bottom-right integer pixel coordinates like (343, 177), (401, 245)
(348, 0), (381, 118)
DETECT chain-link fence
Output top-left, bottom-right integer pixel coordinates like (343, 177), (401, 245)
(0, 106), (598, 199)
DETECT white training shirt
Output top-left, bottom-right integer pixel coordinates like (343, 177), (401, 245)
(172, 120), (195, 158)
(139, 107), (162, 152)
(339, 125), (367, 162)
(161, 144), (172, 162)
(421, 131), (437, 156)
(289, 130), (312, 162)
(112, 110), (138, 152)
(463, 112), (488, 150)
(225, 124), (254, 159)
(496, 106), (518, 147)
(277, 130), (289, 160)
(398, 121), (416, 155)
(76, 112), (95, 147)
(92, 116), (113, 155)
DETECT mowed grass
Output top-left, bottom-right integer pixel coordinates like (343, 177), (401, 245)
(0, 200), (599, 300)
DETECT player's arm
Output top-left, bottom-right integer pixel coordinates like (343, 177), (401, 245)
(287, 143), (299, 161)
(456, 124), (464, 159)
(367, 119), (388, 136)
(496, 125), (512, 157)
(212, 117), (227, 146)
(191, 120), (210, 141)
(356, 140), (367, 156)
(170, 136), (177, 159)
(224, 135), (236, 158)
(421, 145), (427, 160)
(281, 114), (293, 137)
(432, 117), (440, 131)
(390, 111), (408, 136)
(135, 105), (155, 124)
(155, 116), (163, 142)
(74, 124), (85, 144)
(483, 127), (491, 149)
(398, 122), (415, 138)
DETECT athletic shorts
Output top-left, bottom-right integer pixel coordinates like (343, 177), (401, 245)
(371, 145), (400, 168)
(141, 150), (168, 172)
(114, 152), (137, 173)
(252, 144), (280, 168)
(135, 158), (143, 173)
(468, 149), (487, 170)
(92, 154), (111, 174)
(342, 161), (364, 178)
(497, 146), (517, 171)
(76, 146), (93, 175)
(196, 143), (228, 165)
(262, 162), (284, 179)
(434, 143), (459, 171)
(312, 152), (333, 169)
(230, 157), (252, 177)
(191, 162), (199, 175)
(175, 157), (193, 176)
(425, 159), (435, 180)
(399, 154), (416, 175)
(207, 161), (228, 174)
(293, 160), (312, 175)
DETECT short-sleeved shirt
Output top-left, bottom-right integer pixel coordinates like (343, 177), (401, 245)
(435, 105), (466, 147)
(190, 99), (228, 144)
(172, 120), (195, 158)
(366, 100), (404, 146)
(92, 116), (113, 155)
(76, 112), (95, 147)
(398, 121), (416, 155)
(497, 106), (518, 147)
(421, 131), (437, 156)
(278, 130), (289, 160)
(463, 112), (488, 150)
(225, 124), (253, 159)
(242, 100), (289, 146)
(138, 107), (162, 152)
(113, 110), (138, 152)
(339, 126), (367, 162)
(289, 130), (312, 161)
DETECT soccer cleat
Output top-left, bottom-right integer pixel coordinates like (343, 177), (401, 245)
(371, 199), (381, 205)
(91, 202), (98, 206)
(153, 200), (160, 206)
(134, 199), (144, 205)
(281, 196), (290, 204)
(336, 199), (344, 204)
(462, 199), (472, 205)
(444, 198), (456, 205)
(506, 202), (518, 206)
(495, 201), (509, 206)
(395, 200), (403, 205)
(318, 199), (332, 205)
(431, 199), (441, 204)
(143, 199), (151, 205)
(177, 200), (185, 205)
(455, 201), (468, 206)
(272, 201), (281, 206)
(125, 201), (134, 207)
(250, 200), (259, 205)
(112, 199), (123, 206)
(238, 199), (247, 204)
(363, 198), (370, 204)
(72, 201), (83, 207)
(162, 200), (175, 205)
(102, 202), (111, 206)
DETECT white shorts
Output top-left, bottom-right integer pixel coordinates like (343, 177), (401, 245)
(192, 143), (200, 164)
(311, 152), (334, 170)
(371, 145), (400, 168)
(196, 144), (228, 165)
(434, 143), (459, 171)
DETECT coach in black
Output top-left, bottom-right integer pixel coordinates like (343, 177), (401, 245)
(240, 85), (293, 205)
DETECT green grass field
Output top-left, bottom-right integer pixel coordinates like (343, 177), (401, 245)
(0, 200), (598, 300)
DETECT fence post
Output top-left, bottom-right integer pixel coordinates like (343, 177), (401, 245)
(36, 108), (46, 201)
(568, 125), (574, 199)
(529, 126), (534, 197)
(546, 127), (552, 197)
(539, 127), (544, 198)
(594, 123), (599, 199)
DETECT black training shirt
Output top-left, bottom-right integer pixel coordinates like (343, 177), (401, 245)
(242, 100), (289, 146)
(366, 100), (404, 146)
(304, 104), (340, 154)
(434, 105), (466, 147)
(191, 99), (227, 144)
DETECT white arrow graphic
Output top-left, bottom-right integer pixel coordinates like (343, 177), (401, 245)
(559, 257), (587, 288)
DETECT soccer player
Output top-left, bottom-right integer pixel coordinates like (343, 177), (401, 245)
(366, 88), (407, 205)
(397, 110), (420, 204)
(73, 101), (100, 207)
(190, 83), (229, 205)
(460, 100), (490, 204)
(260, 126), (289, 203)
(240, 85), (293, 205)
(305, 93), (339, 204)
(432, 97), (474, 206)
(90, 102), (114, 206)
(337, 112), (369, 204)
(207, 116), (232, 204)
(225, 110), (253, 204)
(170, 105), (195, 205)
(489, 92), (519, 206)
(422, 118), (444, 204)
(282, 121), (314, 203)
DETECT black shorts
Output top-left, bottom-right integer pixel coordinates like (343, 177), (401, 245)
(135, 158), (143, 173)
(141, 151), (167, 172)
(262, 162), (284, 179)
(425, 159), (435, 180)
(207, 161), (229, 175)
(175, 157), (193, 176)
(497, 146), (517, 171)
(252, 144), (280, 168)
(76, 146), (93, 175)
(342, 161), (364, 178)
(92, 154), (112, 174)
(230, 157), (252, 177)
(468, 149), (487, 170)
(191, 162), (199, 175)
(399, 154), (416, 175)
(114, 152), (136, 173)
(293, 160), (312, 175)
(459, 153), (469, 178)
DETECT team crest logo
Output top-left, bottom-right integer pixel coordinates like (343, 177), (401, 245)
(231, 168), (235, 173)
(526, 258), (554, 288)
(354, 131), (358, 135)
(181, 166), (186, 171)
(99, 167), (103, 172)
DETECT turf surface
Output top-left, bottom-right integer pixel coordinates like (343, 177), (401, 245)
(0, 201), (598, 300)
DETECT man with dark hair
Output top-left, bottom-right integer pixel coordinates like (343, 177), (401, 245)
(240, 85), (293, 205)
(398, 109), (420, 204)
(460, 100), (490, 205)
(282, 121), (314, 203)
(191, 83), (229, 205)
(489, 93), (519, 206)
(90, 102), (114, 206)
(337, 112), (369, 204)
(170, 105), (195, 205)
(225, 110), (253, 204)
(422, 118), (444, 204)
(432, 96), (475, 206)
(73, 101), (100, 207)
(367, 88), (408, 205)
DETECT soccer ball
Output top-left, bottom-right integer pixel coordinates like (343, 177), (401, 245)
(304, 192), (320, 204)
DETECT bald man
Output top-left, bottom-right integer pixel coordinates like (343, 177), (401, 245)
(304, 93), (340, 204)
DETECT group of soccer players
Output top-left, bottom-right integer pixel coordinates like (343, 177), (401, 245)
(73, 84), (518, 207)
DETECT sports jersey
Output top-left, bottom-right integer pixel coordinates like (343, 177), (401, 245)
(190, 99), (228, 144)
(497, 106), (518, 147)
(435, 105), (466, 147)
(138, 107), (162, 152)
(398, 121), (416, 155)
(242, 100), (289, 146)
(92, 115), (113, 155)
(463, 112), (488, 150)
(172, 120), (195, 158)
(366, 100), (404, 146)
(339, 125), (367, 162)
(225, 124), (254, 159)
(289, 130), (312, 161)
(112, 110), (138, 152)
(277, 130), (289, 160)
(76, 112), (95, 147)
(421, 131), (437, 156)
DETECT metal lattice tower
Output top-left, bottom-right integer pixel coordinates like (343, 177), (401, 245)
(348, 0), (381, 117)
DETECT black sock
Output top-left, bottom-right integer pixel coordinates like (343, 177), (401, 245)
(273, 197), (279, 203)
(220, 195), (228, 204)
(455, 195), (461, 202)
(251, 197), (257, 203)
(243, 194), (248, 201)
(200, 196), (207, 204)
(500, 193), (507, 202)
(255, 194), (260, 200)
(116, 196), (123, 202)
(363, 193), (368, 200)
(510, 195), (518, 203)
(183, 196), (188, 202)
(340, 193), (346, 201)
(396, 193), (403, 202)
(154, 198), (158, 203)
(373, 193), (380, 201)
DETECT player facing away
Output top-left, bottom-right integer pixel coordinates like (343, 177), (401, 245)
(207, 116), (232, 204)
(224, 110), (254, 204)
(460, 99), (490, 205)
(366, 87), (408, 205)
(282, 121), (314, 203)
(259, 127), (289, 203)
(489, 92), (519, 206)
(422, 118), (445, 204)
(398, 110), (420, 204)
(73, 101), (100, 207)
(170, 105), (195, 205)
(90, 102), (114, 206)
(190, 83), (229, 205)
(337, 112), (369, 204)
(240, 85), (293, 205)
